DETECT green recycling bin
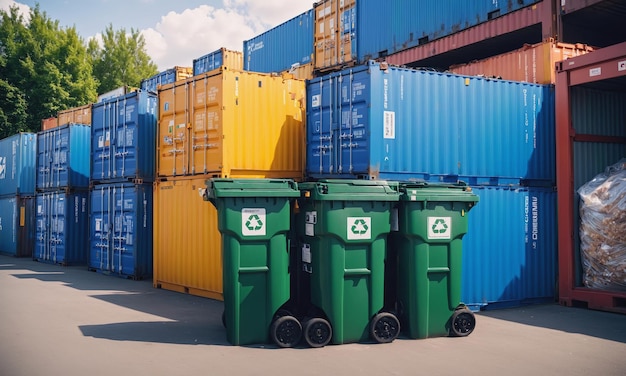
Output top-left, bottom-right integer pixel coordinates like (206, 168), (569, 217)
(205, 178), (301, 347)
(392, 182), (478, 339)
(295, 180), (400, 347)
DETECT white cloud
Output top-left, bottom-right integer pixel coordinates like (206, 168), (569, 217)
(0, 0), (30, 21)
(142, 0), (312, 71)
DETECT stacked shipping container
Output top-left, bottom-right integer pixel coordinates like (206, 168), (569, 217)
(193, 48), (243, 76)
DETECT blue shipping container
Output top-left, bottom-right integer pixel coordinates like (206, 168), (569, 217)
(353, 0), (541, 62)
(461, 185), (557, 311)
(140, 67), (191, 93)
(243, 9), (314, 73)
(306, 61), (555, 184)
(91, 90), (157, 183)
(34, 190), (89, 265)
(36, 124), (91, 191)
(0, 195), (35, 257)
(89, 182), (153, 279)
(0, 133), (36, 196)
(193, 47), (242, 76)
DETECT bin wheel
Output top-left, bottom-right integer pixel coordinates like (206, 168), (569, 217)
(270, 315), (302, 348)
(450, 309), (475, 337)
(303, 317), (332, 348)
(370, 312), (401, 343)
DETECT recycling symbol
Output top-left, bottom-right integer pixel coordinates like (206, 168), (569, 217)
(351, 219), (369, 235)
(245, 214), (263, 231)
(431, 218), (448, 234)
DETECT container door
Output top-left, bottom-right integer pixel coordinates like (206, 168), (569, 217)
(158, 82), (190, 176)
(114, 97), (139, 180)
(35, 194), (51, 261)
(91, 185), (112, 271)
(336, 69), (370, 175)
(111, 185), (139, 276)
(308, 76), (339, 175)
(50, 192), (67, 263)
(190, 74), (223, 175)
(92, 102), (114, 181)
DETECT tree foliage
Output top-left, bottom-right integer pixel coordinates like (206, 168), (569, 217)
(90, 25), (158, 93)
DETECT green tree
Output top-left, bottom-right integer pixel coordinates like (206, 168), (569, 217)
(90, 24), (158, 93)
(0, 4), (97, 138)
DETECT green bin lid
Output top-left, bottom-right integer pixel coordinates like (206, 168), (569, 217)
(206, 178), (300, 198)
(298, 179), (400, 201)
(399, 182), (479, 203)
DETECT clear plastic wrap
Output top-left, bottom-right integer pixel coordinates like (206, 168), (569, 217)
(577, 158), (626, 292)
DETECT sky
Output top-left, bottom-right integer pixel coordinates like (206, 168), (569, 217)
(0, 0), (312, 71)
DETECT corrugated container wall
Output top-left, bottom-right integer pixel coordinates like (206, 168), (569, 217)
(462, 186), (557, 310)
(58, 104), (92, 126)
(41, 117), (58, 131)
(153, 177), (223, 300)
(0, 196), (35, 257)
(36, 124), (91, 191)
(313, 0), (541, 71)
(0, 133), (36, 196)
(306, 61), (555, 185)
(34, 190), (89, 265)
(91, 90), (158, 183)
(449, 39), (594, 84)
(97, 86), (136, 103)
(193, 48), (243, 76)
(243, 9), (314, 73)
(90, 182), (153, 279)
(157, 70), (305, 179)
(140, 66), (193, 93)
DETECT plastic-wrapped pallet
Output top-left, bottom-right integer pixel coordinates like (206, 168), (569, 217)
(578, 159), (626, 292)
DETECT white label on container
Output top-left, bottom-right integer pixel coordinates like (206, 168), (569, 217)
(37, 205), (42, 214)
(319, 22), (324, 33)
(428, 217), (451, 240)
(384, 111), (395, 139)
(302, 243), (311, 263)
(618, 60), (626, 72)
(305, 223), (315, 237)
(589, 67), (601, 77)
(311, 94), (321, 108)
(95, 218), (102, 232)
(241, 208), (266, 236)
(347, 217), (371, 240)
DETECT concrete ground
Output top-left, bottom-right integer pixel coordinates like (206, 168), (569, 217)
(1, 254), (625, 376)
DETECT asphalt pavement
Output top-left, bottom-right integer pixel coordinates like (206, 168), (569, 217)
(1, 254), (625, 376)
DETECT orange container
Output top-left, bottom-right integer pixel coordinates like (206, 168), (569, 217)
(153, 177), (223, 300)
(449, 39), (594, 84)
(57, 104), (92, 126)
(41, 117), (58, 131)
(284, 62), (315, 81)
(157, 69), (305, 179)
(314, 0), (356, 70)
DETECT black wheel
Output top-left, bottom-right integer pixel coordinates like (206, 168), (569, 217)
(450, 309), (475, 337)
(370, 312), (401, 343)
(270, 315), (302, 348)
(221, 310), (226, 328)
(303, 317), (332, 348)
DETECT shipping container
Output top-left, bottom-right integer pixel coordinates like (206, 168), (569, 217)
(306, 61), (555, 184)
(0, 195), (35, 257)
(91, 90), (158, 183)
(58, 104), (92, 126)
(97, 86), (137, 103)
(157, 69), (305, 179)
(89, 182), (153, 279)
(461, 185), (557, 311)
(555, 41), (626, 313)
(140, 66), (193, 94)
(0, 133), (36, 196)
(193, 48), (243, 76)
(283, 62), (315, 81)
(36, 124), (91, 191)
(243, 9), (314, 73)
(34, 190), (89, 265)
(313, 0), (542, 71)
(449, 39), (594, 84)
(153, 177), (222, 300)
(41, 117), (58, 131)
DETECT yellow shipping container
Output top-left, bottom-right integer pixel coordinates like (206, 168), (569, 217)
(449, 39), (594, 84)
(314, 0), (356, 70)
(58, 104), (92, 126)
(153, 177), (223, 300)
(157, 69), (305, 179)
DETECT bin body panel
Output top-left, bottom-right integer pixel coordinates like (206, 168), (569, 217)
(296, 180), (399, 344)
(89, 183), (153, 279)
(34, 190), (89, 265)
(0, 195), (35, 257)
(208, 179), (299, 346)
(0, 133), (37, 196)
(91, 90), (158, 183)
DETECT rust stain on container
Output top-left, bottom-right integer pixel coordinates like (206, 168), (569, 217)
(153, 177), (223, 301)
(157, 69), (305, 179)
(450, 39), (594, 84)
(57, 104), (92, 126)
